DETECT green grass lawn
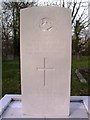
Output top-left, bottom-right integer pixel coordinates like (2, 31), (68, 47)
(71, 56), (89, 96)
(2, 58), (21, 96)
(2, 56), (89, 96)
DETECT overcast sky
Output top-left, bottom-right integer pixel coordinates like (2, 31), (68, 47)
(0, 0), (89, 18)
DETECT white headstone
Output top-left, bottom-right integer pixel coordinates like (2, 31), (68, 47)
(20, 6), (71, 118)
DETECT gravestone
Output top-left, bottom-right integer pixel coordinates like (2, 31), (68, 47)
(20, 6), (71, 118)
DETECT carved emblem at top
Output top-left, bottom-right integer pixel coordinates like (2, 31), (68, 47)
(40, 17), (53, 32)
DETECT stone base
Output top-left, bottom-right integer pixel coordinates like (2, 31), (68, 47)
(0, 95), (89, 118)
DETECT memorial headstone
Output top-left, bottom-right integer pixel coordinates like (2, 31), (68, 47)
(20, 6), (71, 118)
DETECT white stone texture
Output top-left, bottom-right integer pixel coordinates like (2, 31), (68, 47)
(20, 7), (71, 117)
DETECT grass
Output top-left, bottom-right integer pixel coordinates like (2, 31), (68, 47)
(2, 56), (89, 96)
(2, 58), (21, 96)
(71, 56), (89, 96)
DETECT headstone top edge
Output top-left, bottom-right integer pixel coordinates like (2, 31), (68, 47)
(20, 6), (71, 13)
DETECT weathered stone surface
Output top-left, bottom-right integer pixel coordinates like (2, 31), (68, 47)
(20, 6), (71, 118)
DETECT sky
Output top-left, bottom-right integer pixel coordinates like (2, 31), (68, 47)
(0, 0), (89, 18)
(0, 0), (89, 9)
(0, 0), (89, 34)
(0, 0), (89, 4)
(36, 0), (89, 16)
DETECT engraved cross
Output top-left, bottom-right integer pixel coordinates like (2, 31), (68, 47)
(37, 58), (55, 86)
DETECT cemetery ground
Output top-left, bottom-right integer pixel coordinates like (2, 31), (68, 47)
(2, 56), (89, 97)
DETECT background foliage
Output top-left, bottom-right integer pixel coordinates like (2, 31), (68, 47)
(1, 1), (90, 96)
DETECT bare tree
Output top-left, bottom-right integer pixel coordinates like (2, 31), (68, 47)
(2, 0), (89, 59)
(62, 0), (89, 59)
(2, 1), (35, 59)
